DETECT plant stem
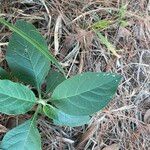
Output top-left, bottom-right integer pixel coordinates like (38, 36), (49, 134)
(37, 99), (47, 106)
(32, 104), (41, 123)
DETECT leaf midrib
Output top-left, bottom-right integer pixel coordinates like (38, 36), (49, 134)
(5, 120), (36, 150)
(0, 92), (34, 103)
(0, 18), (64, 75)
(22, 120), (34, 150)
(52, 77), (116, 100)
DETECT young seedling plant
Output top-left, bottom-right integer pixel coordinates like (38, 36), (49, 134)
(0, 18), (122, 150)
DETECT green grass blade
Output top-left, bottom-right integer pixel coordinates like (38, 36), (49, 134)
(95, 31), (121, 58)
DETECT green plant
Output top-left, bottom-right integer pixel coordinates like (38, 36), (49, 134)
(0, 19), (122, 150)
(95, 31), (121, 58)
(118, 4), (128, 27)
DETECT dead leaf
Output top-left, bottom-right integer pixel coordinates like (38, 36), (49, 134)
(76, 29), (93, 49)
(63, 35), (76, 52)
(148, 124), (150, 132)
(118, 27), (131, 38)
(75, 124), (97, 149)
(102, 143), (120, 150)
(144, 109), (150, 124)
(6, 117), (17, 129)
(0, 124), (7, 133)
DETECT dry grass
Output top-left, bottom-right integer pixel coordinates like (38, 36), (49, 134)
(0, 0), (150, 149)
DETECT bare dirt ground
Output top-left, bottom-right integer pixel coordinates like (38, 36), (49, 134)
(0, 0), (150, 150)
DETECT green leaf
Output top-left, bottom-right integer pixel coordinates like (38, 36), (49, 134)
(46, 70), (66, 94)
(43, 104), (90, 127)
(118, 5), (128, 27)
(51, 72), (122, 116)
(0, 67), (10, 79)
(92, 19), (112, 30)
(0, 18), (65, 76)
(120, 20), (128, 27)
(119, 4), (127, 19)
(5, 20), (50, 88)
(1, 119), (42, 150)
(0, 80), (36, 115)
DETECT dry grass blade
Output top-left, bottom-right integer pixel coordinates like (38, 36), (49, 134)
(102, 143), (120, 150)
(63, 42), (80, 62)
(0, 42), (8, 46)
(96, 32), (121, 58)
(75, 124), (97, 149)
(144, 109), (150, 124)
(54, 15), (62, 56)
(0, 124), (7, 133)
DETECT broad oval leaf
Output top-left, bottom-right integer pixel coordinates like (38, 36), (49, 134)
(0, 18), (64, 75)
(0, 80), (36, 115)
(0, 67), (10, 79)
(1, 119), (42, 150)
(46, 70), (66, 94)
(6, 20), (50, 88)
(43, 104), (90, 127)
(51, 72), (122, 115)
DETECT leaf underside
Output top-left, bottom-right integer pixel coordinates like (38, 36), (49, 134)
(6, 20), (50, 88)
(51, 72), (122, 116)
(46, 70), (66, 94)
(43, 104), (90, 127)
(1, 119), (42, 150)
(0, 80), (36, 115)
